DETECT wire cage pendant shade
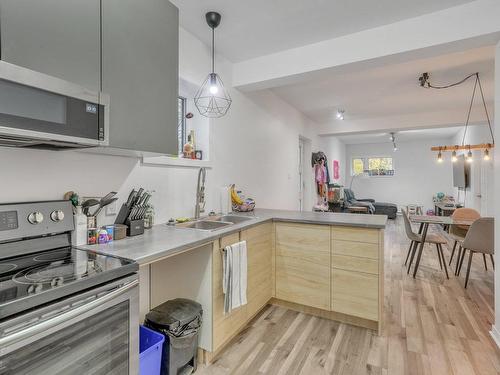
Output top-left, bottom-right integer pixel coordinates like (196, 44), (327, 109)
(194, 72), (231, 118)
(194, 12), (232, 118)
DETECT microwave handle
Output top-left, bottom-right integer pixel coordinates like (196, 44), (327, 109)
(0, 279), (138, 351)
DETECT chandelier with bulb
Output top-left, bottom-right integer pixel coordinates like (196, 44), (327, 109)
(419, 72), (494, 163)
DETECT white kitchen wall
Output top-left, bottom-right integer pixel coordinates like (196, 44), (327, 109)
(0, 27), (323, 223)
(344, 139), (454, 212)
(450, 124), (495, 215)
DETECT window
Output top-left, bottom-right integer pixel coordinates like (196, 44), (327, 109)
(351, 157), (394, 176)
(352, 158), (364, 176)
(368, 157), (394, 176)
(177, 96), (187, 155)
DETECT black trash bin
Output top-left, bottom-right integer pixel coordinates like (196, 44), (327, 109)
(145, 298), (203, 375)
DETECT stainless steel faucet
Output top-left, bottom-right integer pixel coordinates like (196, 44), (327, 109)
(195, 167), (206, 219)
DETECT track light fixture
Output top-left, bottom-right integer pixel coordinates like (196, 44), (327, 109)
(390, 132), (397, 152)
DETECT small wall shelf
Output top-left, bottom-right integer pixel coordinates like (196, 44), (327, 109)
(141, 156), (213, 169)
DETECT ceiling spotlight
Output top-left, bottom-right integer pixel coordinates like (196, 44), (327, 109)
(437, 151), (443, 163)
(483, 148), (490, 161)
(451, 150), (457, 163)
(466, 147), (473, 163)
(390, 132), (397, 151)
(336, 110), (345, 120)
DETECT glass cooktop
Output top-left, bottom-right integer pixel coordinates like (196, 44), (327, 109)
(0, 247), (137, 320)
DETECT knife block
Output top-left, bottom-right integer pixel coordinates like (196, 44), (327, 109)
(126, 219), (144, 236)
(115, 203), (131, 225)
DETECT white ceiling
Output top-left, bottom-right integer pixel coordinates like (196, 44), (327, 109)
(271, 45), (495, 125)
(334, 126), (467, 144)
(171, 0), (474, 62)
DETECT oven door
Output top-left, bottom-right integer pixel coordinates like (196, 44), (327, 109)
(0, 60), (109, 147)
(0, 275), (138, 375)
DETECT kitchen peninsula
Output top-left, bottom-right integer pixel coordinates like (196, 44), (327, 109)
(82, 209), (387, 362)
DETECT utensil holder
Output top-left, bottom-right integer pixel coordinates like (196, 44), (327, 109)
(126, 219), (144, 236)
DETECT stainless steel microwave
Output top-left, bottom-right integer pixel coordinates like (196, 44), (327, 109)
(0, 61), (109, 150)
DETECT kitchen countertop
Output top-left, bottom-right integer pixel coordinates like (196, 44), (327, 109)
(79, 208), (387, 265)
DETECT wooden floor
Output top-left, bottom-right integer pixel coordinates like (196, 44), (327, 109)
(198, 218), (499, 375)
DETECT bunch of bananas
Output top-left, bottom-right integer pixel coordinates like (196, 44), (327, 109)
(230, 184), (244, 205)
(230, 184), (255, 212)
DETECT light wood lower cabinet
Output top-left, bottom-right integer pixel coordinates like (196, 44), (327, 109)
(209, 222), (384, 358)
(241, 223), (273, 319)
(212, 225), (273, 352)
(331, 227), (383, 324)
(212, 233), (246, 351)
(275, 223), (330, 310)
(332, 268), (378, 321)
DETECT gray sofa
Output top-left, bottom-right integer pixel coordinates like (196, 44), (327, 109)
(344, 189), (397, 219)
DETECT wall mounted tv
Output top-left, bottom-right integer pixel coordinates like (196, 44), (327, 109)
(452, 154), (470, 188)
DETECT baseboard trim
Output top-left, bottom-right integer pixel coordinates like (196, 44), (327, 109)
(269, 298), (379, 332)
(490, 325), (500, 349)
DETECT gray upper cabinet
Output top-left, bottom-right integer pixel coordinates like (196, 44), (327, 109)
(0, 0), (101, 91)
(102, 0), (179, 155)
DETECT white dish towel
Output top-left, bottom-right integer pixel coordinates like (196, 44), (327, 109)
(222, 240), (248, 314)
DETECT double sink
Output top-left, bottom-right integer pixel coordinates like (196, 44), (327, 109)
(175, 215), (255, 231)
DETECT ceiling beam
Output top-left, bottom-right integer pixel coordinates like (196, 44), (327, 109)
(232, 0), (500, 91)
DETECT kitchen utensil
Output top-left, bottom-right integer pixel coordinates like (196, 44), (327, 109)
(82, 199), (99, 216)
(134, 188), (144, 205)
(125, 190), (136, 207)
(92, 197), (118, 217)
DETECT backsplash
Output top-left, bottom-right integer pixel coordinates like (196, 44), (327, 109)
(0, 147), (216, 225)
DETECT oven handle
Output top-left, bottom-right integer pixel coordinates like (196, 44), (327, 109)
(0, 279), (139, 349)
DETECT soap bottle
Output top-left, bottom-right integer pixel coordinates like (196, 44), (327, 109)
(72, 206), (87, 246)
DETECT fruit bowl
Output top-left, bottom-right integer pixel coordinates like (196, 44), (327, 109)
(232, 201), (255, 212)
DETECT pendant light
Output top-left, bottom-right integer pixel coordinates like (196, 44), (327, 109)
(437, 149), (443, 163)
(466, 146), (473, 163)
(422, 72), (495, 160)
(451, 149), (458, 163)
(194, 12), (232, 118)
(483, 148), (490, 161)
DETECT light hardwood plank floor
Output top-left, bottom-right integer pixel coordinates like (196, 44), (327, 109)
(198, 218), (499, 374)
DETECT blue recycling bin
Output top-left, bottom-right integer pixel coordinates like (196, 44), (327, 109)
(140, 325), (165, 375)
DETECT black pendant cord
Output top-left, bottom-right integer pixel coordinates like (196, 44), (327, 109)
(211, 27), (215, 74)
(461, 75), (477, 146)
(477, 74), (495, 145)
(422, 72), (494, 146)
(421, 72), (477, 89)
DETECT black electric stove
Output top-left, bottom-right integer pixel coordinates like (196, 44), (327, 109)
(0, 201), (138, 320)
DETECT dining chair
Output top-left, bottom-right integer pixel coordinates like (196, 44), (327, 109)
(402, 209), (449, 278)
(456, 217), (494, 288)
(448, 208), (481, 273)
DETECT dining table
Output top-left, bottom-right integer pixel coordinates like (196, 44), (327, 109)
(408, 215), (476, 278)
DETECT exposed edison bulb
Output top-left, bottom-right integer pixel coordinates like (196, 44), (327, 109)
(437, 151), (443, 163)
(209, 85), (219, 94)
(451, 150), (457, 163)
(483, 148), (490, 161)
(466, 149), (473, 163)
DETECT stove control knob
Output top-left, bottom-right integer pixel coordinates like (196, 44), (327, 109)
(50, 210), (65, 222)
(27, 211), (44, 225)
